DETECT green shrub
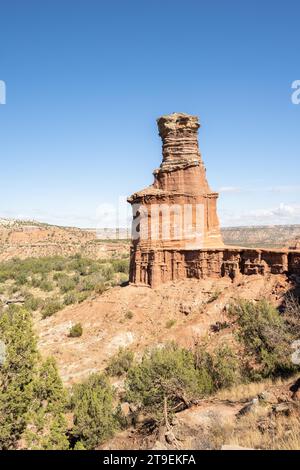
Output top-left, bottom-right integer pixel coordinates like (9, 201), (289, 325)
(77, 292), (89, 303)
(24, 295), (42, 312)
(94, 281), (107, 295)
(0, 306), (38, 449)
(165, 319), (176, 329)
(73, 441), (86, 450)
(100, 263), (114, 282)
(229, 299), (296, 379)
(284, 292), (300, 337)
(69, 323), (83, 338)
(57, 275), (76, 293)
(106, 348), (134, 377)
(41, 299), (62, 319)
(25, 357), (69, 450)
(111, 259), (129, 274)
(125, 310), (134, 320)
(71, 373), (117, 449)
(64, 292), (77, 306)
(194, 342), (240, 391)
(126, 343), (212, 421)
(14, 272), (28, 286)
(31, 275), (42, 288)
(210, 344), (240, 389)
(78, 277), (96, 292)
(39, 279), (54, 292)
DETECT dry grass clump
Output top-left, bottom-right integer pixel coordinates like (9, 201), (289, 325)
(215, 376), (294, 402)
(215, 380), (273, 402)
(230, 408), (300, 450)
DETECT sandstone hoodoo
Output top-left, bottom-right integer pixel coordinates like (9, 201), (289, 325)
(128, 112), (223, 251)
(128, 113), (300, 287)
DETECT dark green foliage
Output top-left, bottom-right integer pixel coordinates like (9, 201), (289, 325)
(106, 348), (134, 376)
(194, 341), (241, 392)
(24, 294), (42, 312)
(229, 299), (296, 379)
(125, 310), (134, 320)
(284, 292), (300, 337)
(0, 305), (38, 449)
(71, 373), (117, 449)
(57, 274), (77, 293)
(69, 323), (83, 338)
(111, 259), (129, 274)
(126, 343), (212, 421)
(0, 306), (69, 450)
(64, 292), (77, 306)
(41, 299), (63, 318)
(25, 358), (69, 450)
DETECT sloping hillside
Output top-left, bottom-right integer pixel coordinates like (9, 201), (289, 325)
(222, 225), (300, 248)
(0, 219), (129, 261)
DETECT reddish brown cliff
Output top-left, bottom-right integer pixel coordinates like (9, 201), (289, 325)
(128, 113), (300, 287)
(128, 113), (223, 251)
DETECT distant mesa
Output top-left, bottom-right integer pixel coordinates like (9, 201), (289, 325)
(288, 237), (300, 250)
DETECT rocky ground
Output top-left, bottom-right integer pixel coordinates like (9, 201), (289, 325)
(37, 273), (292, 385)
(99, 376), (300, 450)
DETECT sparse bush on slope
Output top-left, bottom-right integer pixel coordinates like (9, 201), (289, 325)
(194, 341), (241, 391)
(229, 299), (298, 380)
(125, 343), (213, 422)
(68, 323), (83, 338)
(106, 347), (134, 377)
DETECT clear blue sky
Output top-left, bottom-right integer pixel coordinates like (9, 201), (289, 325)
(0, 0), (299, 228)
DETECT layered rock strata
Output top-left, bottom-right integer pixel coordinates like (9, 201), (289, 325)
(128, 113), (300, 287)
(128, 113), (223, 251)
(129, 246), (300, 288)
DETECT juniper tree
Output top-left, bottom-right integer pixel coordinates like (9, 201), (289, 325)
(0, 305), (38, 449)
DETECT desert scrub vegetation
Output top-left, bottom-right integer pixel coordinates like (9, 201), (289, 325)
(68, 322), (83, 338)
(0, 305), (69, 450)
(206, 404), (300, 450)
(0, 304), (121, 450)
(1, 297), (299, 449)
(106, 347), (134, 377)
(0, 254), (129, 318)
(165, 319), (176, 329)
(229, 299), (299, 380)
(41, 298), (63, 319)
(125, 343), (214, 421)
(70, 373), (119, 449)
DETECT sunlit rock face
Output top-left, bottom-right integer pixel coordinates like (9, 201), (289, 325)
(128, 113), (300, 287)
(128, 113), (223, 252)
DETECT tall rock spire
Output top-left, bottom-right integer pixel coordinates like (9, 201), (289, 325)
(128, 112), (223, 250)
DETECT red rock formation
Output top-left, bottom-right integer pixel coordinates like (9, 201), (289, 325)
(128, 113), (300, 287)
(128, 113), (223, 250)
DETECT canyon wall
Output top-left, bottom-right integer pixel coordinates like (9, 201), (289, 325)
(129, 246), (300, 288)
